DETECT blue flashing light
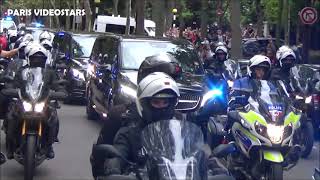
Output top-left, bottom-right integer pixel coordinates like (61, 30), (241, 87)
(58, 32), (65, 36)
(201, 87), (224, 107)
(35, 23), (42, 28)
(5, 16), (13, 21)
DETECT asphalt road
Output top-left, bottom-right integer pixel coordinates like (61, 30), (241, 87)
(0, 104), (319, 180)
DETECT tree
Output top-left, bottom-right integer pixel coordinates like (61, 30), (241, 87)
(136, 0), (145, 35)
(153, 0), (166, 36)
(200, 0), (208, 38)
(113, 0), (119, 16)
(84, 0), (92, 32)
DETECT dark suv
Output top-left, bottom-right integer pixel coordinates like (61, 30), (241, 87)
(86, 34), (205, 120)
(52, 31), (98, 103)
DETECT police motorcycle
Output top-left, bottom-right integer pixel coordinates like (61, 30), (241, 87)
(202, 62), (239, 149)
(287, 66), (315, 158)
(92, 119), (233, 180)
(214, 80), (302, 180)
(1, 67), (66, 180)
(313, 168), (320, 180)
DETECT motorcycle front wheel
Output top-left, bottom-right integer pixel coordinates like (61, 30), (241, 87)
(265, 163), (283, 180)
(24, 135), (36, 180)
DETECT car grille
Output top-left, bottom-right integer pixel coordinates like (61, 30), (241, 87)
(176, 93), (201, 111)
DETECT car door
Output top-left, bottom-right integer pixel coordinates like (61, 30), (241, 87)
(94, 37), (118, 113)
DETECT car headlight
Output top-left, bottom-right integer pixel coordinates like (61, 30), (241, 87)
(267, 124), (284, 144)
(23, 101), (32, 111)
(201, 89), (223, 107)
(305, 96), (312, 104)
(72, 69), (85, 81)
(34, 102), (45, 113)
(295, 95), (304, 100)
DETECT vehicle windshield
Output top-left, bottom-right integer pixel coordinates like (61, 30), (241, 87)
(141, 119), (204, 179)
(248, 80), (286, 123)
(20, 67), (49, 102)
(121, 40), (204, 75)
(72, 36), (96, 58)
(1, 20), (16, 30)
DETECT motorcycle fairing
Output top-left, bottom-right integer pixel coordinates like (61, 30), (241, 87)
(262, 150), (284, 163)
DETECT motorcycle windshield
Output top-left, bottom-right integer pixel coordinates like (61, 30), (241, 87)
(20, 67), (49, 102)
(249, 80), (286, 123)
(141, 119), (205, 180)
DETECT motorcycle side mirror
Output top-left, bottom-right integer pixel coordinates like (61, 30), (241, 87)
(0, 152), (6, 165)
(1, 88), (19, 98)
(92, 144), (134, 165)
(49, 91), (67, 100)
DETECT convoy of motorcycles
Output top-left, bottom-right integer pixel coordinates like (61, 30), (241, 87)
(0, 32), (319, 180)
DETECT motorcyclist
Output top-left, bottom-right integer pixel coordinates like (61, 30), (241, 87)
(204, 45), (239, 82)
(5, 43), (64, 159)
(101, 72), (179, 175)
(271, 46), (304, 96)
(226, 55), (276, 130)
(8, 31), (17, 50)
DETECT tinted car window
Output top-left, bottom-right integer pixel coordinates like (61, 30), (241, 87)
(106, 24), (134, 34)
(97, 37), (118, 63)
(72, 36), (96, 58)
(121, 40), (204, 75)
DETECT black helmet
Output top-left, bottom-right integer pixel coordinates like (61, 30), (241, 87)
(137, 53), (182, 85)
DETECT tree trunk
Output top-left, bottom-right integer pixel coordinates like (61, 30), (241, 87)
(66, 1), (71, 30)
(283, 0), (288, 44)
(125, 0), (132, 35)
(84, 0), (92, 32)
(178, 0), (185, 38)
(230, 0), (242, 59)
(276, 0), (283, 47)
(165, 0), (175, 31)
(136, 0), (145, 35)
(113, 0), (119, 16)
(49, 0), (60, 28)
(153, 0), (165, 37)
(256, 0), (264, 37)
(201, 0), (208, 38)
(72, 0), (76, 31)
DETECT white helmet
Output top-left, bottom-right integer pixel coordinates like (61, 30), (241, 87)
(22, 33), (34, 42)
(26, 43), (48, 68)
(247, 55), (271, 78)
(215, 45), (229, 60)
(136, 72), (180, 122)
(276, 45), (291, 60)
(278, 49), (296, 68)
(39, 31), (52, 42)
(8, 31), (17, 43)
(40, 39), (53, 51)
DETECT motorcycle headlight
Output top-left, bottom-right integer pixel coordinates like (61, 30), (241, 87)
(23, 101), (32, 111)
(201, 89), (223, 107)
(305, 96), (312, 104)
(34, 102), (45, 113)
(254, 121), (267, 136)
(295, 95), (304, 100)
(267, 124), (284, 144)
(72, 68), (85, 81)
